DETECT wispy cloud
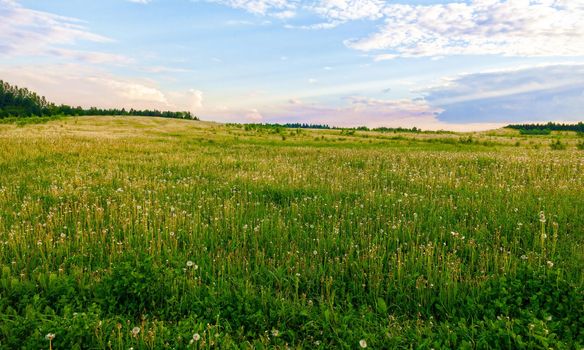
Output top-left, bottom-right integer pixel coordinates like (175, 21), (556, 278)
(208, 0), (297, 17)
(0, 0), (131, 64)
(309, 0), (384, 22)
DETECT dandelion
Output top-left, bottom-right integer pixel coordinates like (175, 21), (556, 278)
(132, 326), (140, 336)
(46, 333), (55, 350)
(193, 333), (200, 341)
(271, 329), (279, 337)
(359, 339), (367, 348)
(186, 261), (194, 267)
(547, 260), (554, 268)
(313, 250), (318, 256)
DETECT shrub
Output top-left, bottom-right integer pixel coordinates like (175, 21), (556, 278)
(550, 139), (566, 150)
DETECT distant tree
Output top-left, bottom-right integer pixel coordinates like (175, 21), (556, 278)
(507, 122), (584, 133)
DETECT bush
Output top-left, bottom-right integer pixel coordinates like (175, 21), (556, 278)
(550, 139), (566, 150)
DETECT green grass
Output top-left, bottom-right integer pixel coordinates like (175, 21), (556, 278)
(0, 116), (583, 349)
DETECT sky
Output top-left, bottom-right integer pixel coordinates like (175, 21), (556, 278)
(0, 0), (583, 130)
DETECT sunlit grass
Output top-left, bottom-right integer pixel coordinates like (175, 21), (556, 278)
(0, 116), (582, 348)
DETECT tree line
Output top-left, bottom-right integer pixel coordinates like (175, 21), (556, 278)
(0, 80), (197, 120)
(507, 122), (584, 133)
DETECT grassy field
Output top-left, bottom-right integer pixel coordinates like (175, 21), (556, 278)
(0, 116), (583, 349)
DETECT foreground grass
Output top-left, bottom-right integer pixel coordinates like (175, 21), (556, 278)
(0, 117), (583, 349)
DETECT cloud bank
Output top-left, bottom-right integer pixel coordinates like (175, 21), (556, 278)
(425, 64), (584, 123)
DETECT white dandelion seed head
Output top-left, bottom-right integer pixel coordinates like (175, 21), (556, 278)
(186, 261), (194, 267)
(132, 327), (140, 336)
(45, 333), (55, 340)
(359, 339), (367, 348)
(193, 333), (200, 341)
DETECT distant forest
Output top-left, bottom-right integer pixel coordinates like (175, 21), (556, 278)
(507, 122), (584, 133)
(233, 123), (434, 133)
(0, 80), (196, 120)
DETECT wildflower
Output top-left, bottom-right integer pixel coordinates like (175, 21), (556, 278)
(539, 211), (546, 223)
(313, 250), (318, 256)
(547, 260), (554, 268)
(271, 329), (279, 337)
(132, 327), (140, 336)
(193, 333), (200, 341)
(186, 261), (194, 267)
(359, 339), (367, 348)
(45, 333), (56, 340)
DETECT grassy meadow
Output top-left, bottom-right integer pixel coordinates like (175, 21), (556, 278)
(0, 116), (583, 349)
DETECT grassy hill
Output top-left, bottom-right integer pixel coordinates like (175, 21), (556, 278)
(0, 117), (583, 348)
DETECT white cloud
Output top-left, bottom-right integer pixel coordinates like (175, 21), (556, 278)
(345, 0), (584, 57)
(0, 64), (203, 113)
(245, 108), (264, 121)
(210, 0), (584, 57)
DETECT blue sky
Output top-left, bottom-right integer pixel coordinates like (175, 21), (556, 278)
(1, 0), (583, 130)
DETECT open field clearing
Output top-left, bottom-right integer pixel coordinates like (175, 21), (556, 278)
(0, 117), (583, 349)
